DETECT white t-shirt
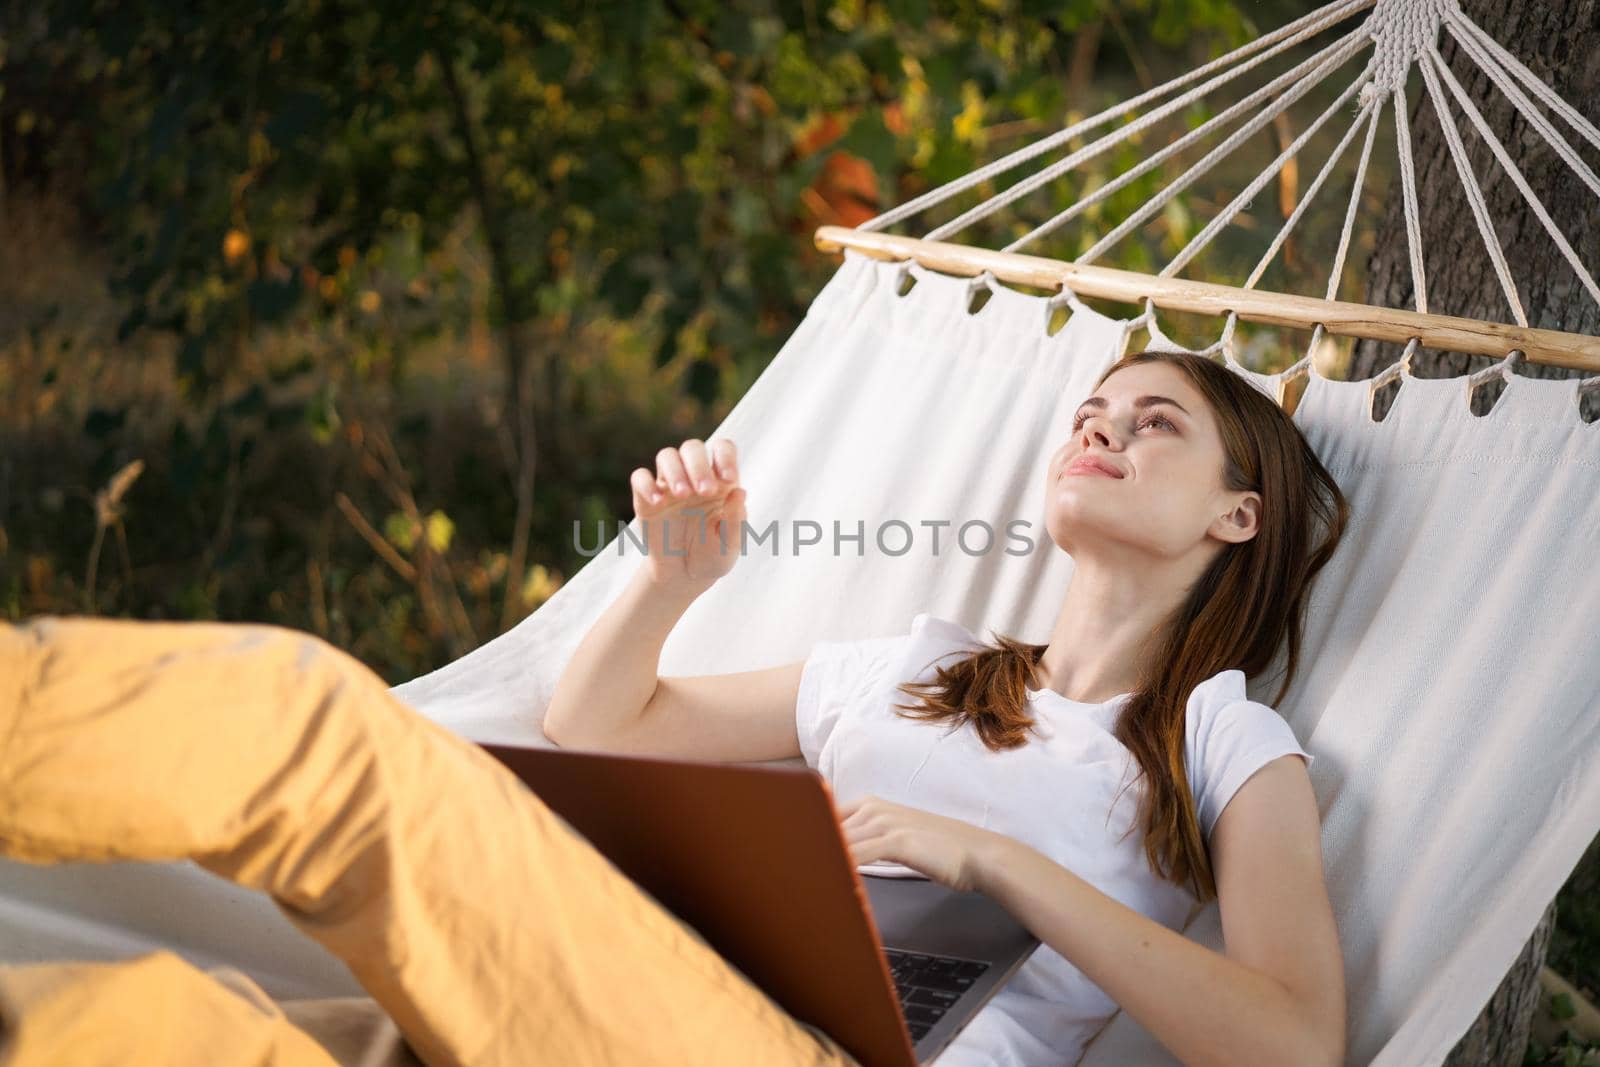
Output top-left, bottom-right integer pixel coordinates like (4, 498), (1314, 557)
(796, 612), (1315, 1067)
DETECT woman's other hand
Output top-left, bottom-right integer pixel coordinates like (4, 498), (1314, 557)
(836, 795), (1000, 894)
(630, 437), (747, 592)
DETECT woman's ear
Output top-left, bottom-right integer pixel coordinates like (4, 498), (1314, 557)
(1211, 492), (1262, 544)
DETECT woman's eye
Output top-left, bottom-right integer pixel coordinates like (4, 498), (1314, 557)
(1071, 411), (1176, 432)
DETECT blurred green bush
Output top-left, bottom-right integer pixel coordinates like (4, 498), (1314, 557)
(1, 0), (1365, 679)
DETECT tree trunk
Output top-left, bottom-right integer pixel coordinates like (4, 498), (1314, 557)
(1440, 905), (1558, 1067)
(1349, 1), (1599, 1063)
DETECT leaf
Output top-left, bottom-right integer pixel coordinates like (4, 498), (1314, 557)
(424, 510), (454, 553)
(520, 563), (561, 608)
(1162, 197), (1192, 253)
(305, 383), (340, 444)
(384, 512), (417, 553)
(837, 110), (897, 188)
(952, 91), (985, 146)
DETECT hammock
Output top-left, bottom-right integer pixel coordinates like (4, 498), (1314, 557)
(4, 1), (1598, 1063)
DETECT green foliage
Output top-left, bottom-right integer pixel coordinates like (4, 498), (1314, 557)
(1552, 839), (1600, 1011)
(8, 0), (1314, 392)
(5, 0), (1358, 680)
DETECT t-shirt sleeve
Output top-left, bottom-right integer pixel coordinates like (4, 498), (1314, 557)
(1191, 698), (1315, 842)
(795, 633), (909, 770)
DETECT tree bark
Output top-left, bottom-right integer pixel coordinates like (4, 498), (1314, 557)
(1349, 2), (1599, 1063)
(1440, 905), (1558, 1067)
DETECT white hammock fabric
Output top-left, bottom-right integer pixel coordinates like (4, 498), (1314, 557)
(405, 253), (1600, 1066)
(6, 252), (1598, 1065)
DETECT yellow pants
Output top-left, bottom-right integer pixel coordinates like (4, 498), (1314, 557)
(0, 617), (860, 1067)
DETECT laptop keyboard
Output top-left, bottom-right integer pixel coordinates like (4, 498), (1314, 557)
(884, 949), (992, 1043)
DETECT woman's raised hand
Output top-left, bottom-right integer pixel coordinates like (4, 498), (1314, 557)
(630, 437), (747, 590)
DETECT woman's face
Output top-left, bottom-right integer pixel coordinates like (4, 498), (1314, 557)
(1043, 361), (1261, 563)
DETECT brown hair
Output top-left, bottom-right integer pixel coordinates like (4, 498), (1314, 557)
(890, 350), (1349, 901)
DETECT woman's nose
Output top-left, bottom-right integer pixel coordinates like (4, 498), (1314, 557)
(1081, 419), (1118, 449)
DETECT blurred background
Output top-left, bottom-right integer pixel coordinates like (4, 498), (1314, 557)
(1, 0), (1390, 678)
(1, 3), (1596, 1056)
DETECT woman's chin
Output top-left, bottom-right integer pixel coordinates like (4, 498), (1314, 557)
(1045, 511), (1146, 559)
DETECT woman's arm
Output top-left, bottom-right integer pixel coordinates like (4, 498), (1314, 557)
(837, 754), (1344, 1067)
(542, 559), (812, 763)
(542, 566), (707, 748)
(545, 433), (808, 763)
(544, 437), (745, 748)
(971, 754), (1345, 1067)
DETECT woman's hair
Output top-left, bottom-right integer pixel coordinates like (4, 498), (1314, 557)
(890, 350), (1349, 902)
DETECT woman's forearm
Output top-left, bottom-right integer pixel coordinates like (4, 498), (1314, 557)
(972, 835), (1337, 1067)
(542, 567), (707, 747)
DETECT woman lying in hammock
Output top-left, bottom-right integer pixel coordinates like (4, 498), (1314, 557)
(545, 349), (1352, 1067)
(0, 349), (1344, 1067)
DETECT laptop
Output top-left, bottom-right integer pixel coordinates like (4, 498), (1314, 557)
(480, 743), (1040, 1067)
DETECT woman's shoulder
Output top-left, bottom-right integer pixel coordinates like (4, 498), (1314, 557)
(907, 612), (984, 647)
(1183, 668), (1291, 744)
(802, 612), (967, 685)
(1185, 667), (1253, 714)
(902, 612), (991, 678)
(795, 614), (975, 737)
(1183, 669), (1314, 839)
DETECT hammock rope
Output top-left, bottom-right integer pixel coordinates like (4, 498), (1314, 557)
(1446, 12), (1600, 154)
(1443, 21), (1600, 202)
(1242, 93), (1377, 298)
(1045, 42), (1373, 264)
(1150, 68), (1373, 280)
(937, 30), (1373, 248)
(847, 0), (1600, 358)
(1416, 46), (1522, 325)
(1424, 39), (1600, 311)
(861, 0), (1376, 236)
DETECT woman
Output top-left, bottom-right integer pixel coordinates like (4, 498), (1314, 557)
(546, 349), (1351, 1066)
(0, 350), (1344, 1067)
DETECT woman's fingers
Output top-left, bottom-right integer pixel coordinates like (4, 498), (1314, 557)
(678, 439), (717, 495)
(630, 467), (663, 510)
(643, 439), (739, 515)
(655, 447), (690, 497)
(663, 441), (738, 491)
(834, 794), (872, 822)
(710, 438), (738, 485)
(709, 487), (746, 539)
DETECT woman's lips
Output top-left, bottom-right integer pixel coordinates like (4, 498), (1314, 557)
(1063, 456), (1125, 479)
